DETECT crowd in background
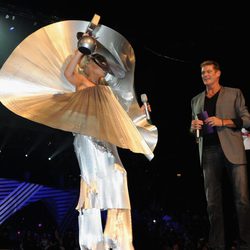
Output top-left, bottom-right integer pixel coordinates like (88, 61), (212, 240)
(0, 205), (239, 250)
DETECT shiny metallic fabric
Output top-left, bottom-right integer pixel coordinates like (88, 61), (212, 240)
(0, 19), (158, 158)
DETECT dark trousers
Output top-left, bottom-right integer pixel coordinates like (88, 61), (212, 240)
(203, 145), (250, 249)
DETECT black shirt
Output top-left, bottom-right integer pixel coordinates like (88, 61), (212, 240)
(203, 91), (220, 147)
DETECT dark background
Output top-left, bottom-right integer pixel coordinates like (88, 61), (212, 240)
(0, 0), (250, 243)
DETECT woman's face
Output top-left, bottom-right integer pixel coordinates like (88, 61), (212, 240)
(85, 59), (106, 78)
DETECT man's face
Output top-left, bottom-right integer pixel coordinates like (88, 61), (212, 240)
(201, 65), (221, 87)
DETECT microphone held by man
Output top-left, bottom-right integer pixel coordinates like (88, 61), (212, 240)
(192, 111), (216, 143)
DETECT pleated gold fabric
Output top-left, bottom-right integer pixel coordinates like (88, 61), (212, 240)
(0, 20), (156, 159)
(1, 84), (152, 156)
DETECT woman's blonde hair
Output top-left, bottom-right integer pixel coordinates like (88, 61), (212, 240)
(78, 54), (108, 85)
(78, 55), (90, 76)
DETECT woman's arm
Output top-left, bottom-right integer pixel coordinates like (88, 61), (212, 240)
(64, 50), (94, 89)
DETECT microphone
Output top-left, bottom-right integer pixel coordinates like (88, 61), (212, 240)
(195, 115), (200, 143)
(196, 128), (200, 142)
(141, 93), (151, 121)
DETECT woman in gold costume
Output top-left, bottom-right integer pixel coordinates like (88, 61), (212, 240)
(0, 17), (158, 250)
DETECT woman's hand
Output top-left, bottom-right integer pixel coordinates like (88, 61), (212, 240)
(140, 103), (151, 113)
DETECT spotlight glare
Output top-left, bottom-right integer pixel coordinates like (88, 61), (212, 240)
(25, 154), (28, 157)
